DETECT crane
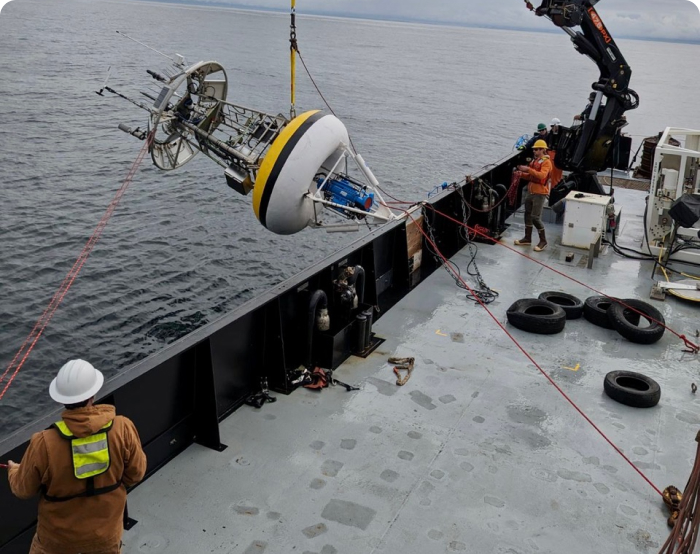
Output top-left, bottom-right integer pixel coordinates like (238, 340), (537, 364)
(527, 0), (640, 204)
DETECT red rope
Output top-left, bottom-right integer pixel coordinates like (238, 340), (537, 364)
(507, 170), (522, 207)
(407, 205), (663, 497)
(0, 133), (154, 400)
(470, 224), (490, 241)
(426, 204), (700, 353)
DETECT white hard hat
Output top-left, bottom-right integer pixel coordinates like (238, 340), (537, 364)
(49, 359), (104, 404)
(551, 118), (561, 126)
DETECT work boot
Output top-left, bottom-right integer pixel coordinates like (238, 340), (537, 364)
(514, 225), (533, 246)
(534, 229), (547, 252)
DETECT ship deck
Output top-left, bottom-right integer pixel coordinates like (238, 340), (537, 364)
(123, 188), (700, 554)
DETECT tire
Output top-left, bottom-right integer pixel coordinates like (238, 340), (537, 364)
(506, 299), (566, 335)
(538, 291), (583, 320)
(604, 370), (661, 408)
(607, 298), (665, 345)
(583, 296), (617, 329)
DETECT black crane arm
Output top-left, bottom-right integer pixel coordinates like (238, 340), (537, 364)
(528, 0), (639, 177)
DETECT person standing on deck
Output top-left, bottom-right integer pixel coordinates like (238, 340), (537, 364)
(6, 359), (147, 554)
(514, 139), (553, 252)
(547, 118), (564, 189)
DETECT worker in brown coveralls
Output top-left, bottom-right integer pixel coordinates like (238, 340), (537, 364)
(6, 359), (147, 554)
(514, 139), (553, 252)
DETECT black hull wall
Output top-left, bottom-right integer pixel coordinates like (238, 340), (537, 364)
(0, 151), (524, 552)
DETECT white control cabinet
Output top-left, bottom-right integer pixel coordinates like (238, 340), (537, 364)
(561, 192), (611, 249)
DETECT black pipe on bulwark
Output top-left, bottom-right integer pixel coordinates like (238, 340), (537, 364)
(346, 265), (365, 305)
(348, 265), (370, 353)
(355, 312), (368, 353)
(362, 306), (373, 349)
(493, 183), (507, 201)
(493, 184), (508, 231)
(307, 290), (329, 367)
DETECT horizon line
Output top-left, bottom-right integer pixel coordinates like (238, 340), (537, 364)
(133, 0), (700, 46)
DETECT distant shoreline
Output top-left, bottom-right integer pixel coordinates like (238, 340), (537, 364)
(129, 0), (700, 45)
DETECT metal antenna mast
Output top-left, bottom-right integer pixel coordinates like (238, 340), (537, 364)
(116, 30), (183, 66)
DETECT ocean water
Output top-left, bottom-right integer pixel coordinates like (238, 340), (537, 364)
(1, 0), (699, 437)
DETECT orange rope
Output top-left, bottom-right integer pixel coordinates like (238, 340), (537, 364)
(0, 132), (154, 400)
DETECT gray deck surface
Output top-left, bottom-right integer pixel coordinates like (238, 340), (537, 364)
(123, 189), (700, 554)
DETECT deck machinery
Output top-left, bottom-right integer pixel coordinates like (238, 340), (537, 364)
(529, 0), (639, 204)
(643, 128), (700, 265)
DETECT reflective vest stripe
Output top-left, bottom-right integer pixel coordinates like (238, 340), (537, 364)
(73, 439), (108, 455)
(76, 461), (109, 477)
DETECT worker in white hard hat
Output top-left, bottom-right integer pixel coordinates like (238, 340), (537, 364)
(515, 139), (553, 252)
(547, 118), (564, 188)
(6, 360), (146, 554)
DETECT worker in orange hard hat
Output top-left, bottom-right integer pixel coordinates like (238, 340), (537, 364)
(514, 139), (553, 252)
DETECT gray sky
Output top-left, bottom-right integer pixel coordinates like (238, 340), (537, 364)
(226, 0), (700, 42)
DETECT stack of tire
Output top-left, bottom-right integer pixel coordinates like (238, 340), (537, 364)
(506, 292), (665, 344)
(581, 296), (665, 344)
(505, 292), (582, 335)
(506, 292), (665, 408)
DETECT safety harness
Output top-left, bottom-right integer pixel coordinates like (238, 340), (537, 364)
(43, 420), (121, 502)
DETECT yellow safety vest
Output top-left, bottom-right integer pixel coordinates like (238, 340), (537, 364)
(44, 420), (120, 502)
(54, 420), (113, 479)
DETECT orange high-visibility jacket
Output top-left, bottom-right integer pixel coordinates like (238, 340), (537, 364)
(548, 150), (564, 189)
(523, 156), (553, 195)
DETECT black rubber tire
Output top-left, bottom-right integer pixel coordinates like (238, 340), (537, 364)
(506, 299), (566, 335)
(604, 370), (661, 408)
(583, 296), (617, 329)
(538, 291), (583, 320)
(607, 298), (666, 344)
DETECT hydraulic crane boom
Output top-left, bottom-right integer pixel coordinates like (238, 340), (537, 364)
(528, 0), (639, 201)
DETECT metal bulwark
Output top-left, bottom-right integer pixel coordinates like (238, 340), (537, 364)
(0, 151), (524, 551)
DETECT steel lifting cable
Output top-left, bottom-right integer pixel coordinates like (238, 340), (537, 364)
(0, 132), (155, 400)
(400, 203), (664, 497)
(426, 204), (700, 354)
(294, 50), (359, 156)
(288, 6), (360, 157)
